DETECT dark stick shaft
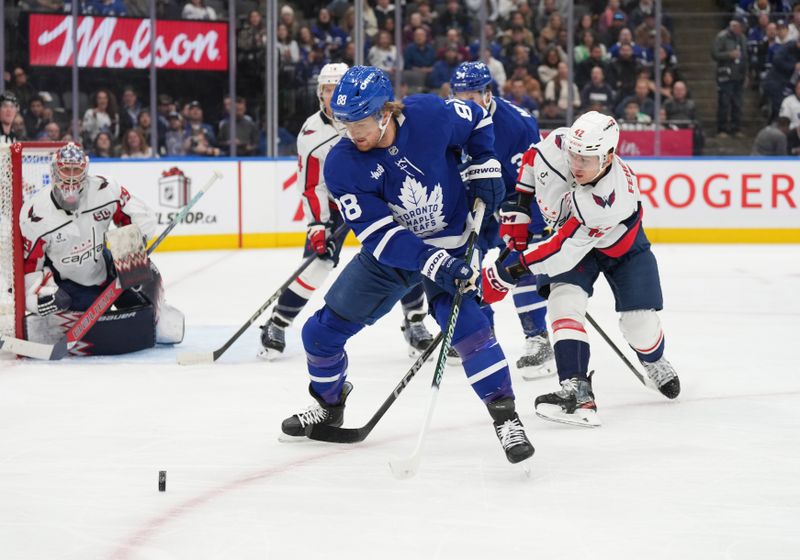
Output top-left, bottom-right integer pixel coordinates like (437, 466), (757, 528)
(584, 311), (645, 385)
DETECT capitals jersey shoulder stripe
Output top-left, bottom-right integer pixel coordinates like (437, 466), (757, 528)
(521, 216), (582, 267)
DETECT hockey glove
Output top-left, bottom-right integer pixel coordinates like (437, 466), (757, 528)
(420, 249), (478, 297)
(24, 271), (71, 316)
(463, 158), (505, 214)
(308, 221), (339, 265)
(499, 200), (532, 251)
(481, 260), (517, 305)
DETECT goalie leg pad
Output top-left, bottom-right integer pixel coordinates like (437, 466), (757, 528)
(619, 309), (665, 362)
(156, 302), (185, 345)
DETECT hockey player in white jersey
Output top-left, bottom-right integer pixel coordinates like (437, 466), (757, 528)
(482, 111), (680, 427)
(258, 63), (434, 360)
(19, 143), (184, 355)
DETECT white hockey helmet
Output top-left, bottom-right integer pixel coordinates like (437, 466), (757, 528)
(565, 111), (620, 169)
(317, 63), (349, 115)
(51, 142), (89, 211)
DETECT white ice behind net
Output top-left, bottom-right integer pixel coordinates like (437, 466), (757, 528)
(0, 145), (59, 338)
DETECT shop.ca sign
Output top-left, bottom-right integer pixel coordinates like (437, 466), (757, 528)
(29, 14), (228, 71)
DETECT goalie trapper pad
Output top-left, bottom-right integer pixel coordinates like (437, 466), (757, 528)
(106, 224), (152, 289)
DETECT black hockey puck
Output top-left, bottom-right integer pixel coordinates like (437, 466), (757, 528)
(158, 470), (166, 492)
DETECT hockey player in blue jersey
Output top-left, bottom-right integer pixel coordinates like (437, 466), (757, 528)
(281, 66), (534, 465)
(450, 61), (555, 379)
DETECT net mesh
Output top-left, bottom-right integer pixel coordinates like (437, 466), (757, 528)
(0, 143), (63, 339)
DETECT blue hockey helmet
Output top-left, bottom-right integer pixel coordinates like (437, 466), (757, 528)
(331, 66), (394, 123)
(450, 62), (493, 93)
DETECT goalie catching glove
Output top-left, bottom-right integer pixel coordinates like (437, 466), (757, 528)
(307, 221), (339, 264)
(420, 248), (478, 297)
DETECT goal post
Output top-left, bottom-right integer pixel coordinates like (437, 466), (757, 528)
(0, 141), (66, 340)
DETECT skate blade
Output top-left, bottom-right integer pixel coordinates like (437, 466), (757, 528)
(519, 359), (557, 381)
(277, 433), (314, 443)
(518, 459), (532, 478)
(535, 404), (602, 428)
(257, 347), (283, 361)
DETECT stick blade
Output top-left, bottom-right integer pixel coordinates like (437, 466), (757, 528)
(306, 424), (367, 444)
(0, 335), (64, 361)
(177, 351), (215, 365)
(388, 455), (421, 480)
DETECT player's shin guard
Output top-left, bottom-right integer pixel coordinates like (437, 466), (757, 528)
(620, 310), (680, 398)
(301, 305), (364, 405)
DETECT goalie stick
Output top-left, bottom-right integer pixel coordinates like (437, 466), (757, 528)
(389, 199), (486, 480)
(0, 171), (222, 360)
(177, 223), (350, 365)
(306, 331), (444, 443)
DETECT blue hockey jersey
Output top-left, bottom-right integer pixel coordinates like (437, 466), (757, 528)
(324, 94), (500, 272)
(490, 97), (541, 198)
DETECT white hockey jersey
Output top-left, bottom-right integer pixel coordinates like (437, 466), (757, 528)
(20, 175), (157, 287)
(296, 110), (343, 225)
(515, 128), (644, 278)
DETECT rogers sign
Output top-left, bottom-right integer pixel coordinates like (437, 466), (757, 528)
(29, 14), (228, 71)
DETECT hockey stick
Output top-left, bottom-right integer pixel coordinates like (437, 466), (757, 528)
(0, 171), (222, 360)
(389, 199), (486, 480)
(176, 223), (350, 365)
(306, 331), (444, 443)
(584, 311), (646, 385)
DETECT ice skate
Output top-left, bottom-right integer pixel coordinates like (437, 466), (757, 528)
(535, 376), (601, 428)
(258, 317), (287, 360)
(516, 331), (556, 380)
(280, 381), (353, 440)
(487, 398), (535, 469)
(400, 312), (434, 359)
(640, 356), (680, 399)
(445, 345), (461, 365)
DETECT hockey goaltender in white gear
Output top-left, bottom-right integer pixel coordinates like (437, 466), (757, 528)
(19, 142), (184, 355)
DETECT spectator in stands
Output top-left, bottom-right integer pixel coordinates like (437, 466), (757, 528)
(403, 12), (431, 47)
(787, 4), (800, 43)
(538, 98), (564, 129)
(754, 22), (779, 81)
(575, 31), (606, 64)
(502, 24), (536, 63)
(751, 116), (789, 155)
(185, 128), (220, 157)
(9, 67), (36, 112)
(182, 0), (216, 20)
(40, 121), (63, 142)
(24, 95), (47, 140)
(581, 66), (615, 113)
(506, 44), (538, 80)
(89, 131), (116, 158)
(313, 8), (347, 55)
(156, 94), (174, 135)
(536, 0), (563, 32)
(776, 18), (790, 46)
(165, 112), (187, 156)
(616, 78), (654, 118)
(538, 11), (564, 54)
(82, 88), (119, 144)
(297, 26), (318, 62)
(537, 47), (562, 87)
(606, 11), (629, 47)
(544, 62), (580, 116)
(712, 19), (749, 137)
(503, 12), (535, 49)
(469, 22), (502, 61)
(90, 0), (127, 16)
(504, 78), (539, 114)
(136, 110), (161, 149)
(405, 28), (436, 75)
(506, 64), (544, 105)
(374, 0), (395, 31)
(11, 114), (27, 141)
(655, 68), (677, 102)
(277, 23), (300, 65)
(598, 0), (622, 35)
(437, 28), (470, 62)
(435, 0), (472, 39)
(610, 43), (642, 101)
(429, 45), (461, 90)
(480, 47), (507, 92)
(630, 0), (673, 33)
(120, 128), (153, 158)
(356, 4), (379, 40)
(635, 13), (671, 50)
(218, 96), (259, 156)
(763, 32), (800, 119)
(619, 100), (653, 129)
(184, 100), (217, 146)
(779, 80), (800, 129)
(280, 4), (300, 37)
(119, 86), (141, 136)
(576, 44), (610, 90)
(368, 30), (398, 77)
(609, 28), (644, 63)
(664, 80), (696, 125)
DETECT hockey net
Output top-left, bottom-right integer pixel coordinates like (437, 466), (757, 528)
(0, 142), (66, 340)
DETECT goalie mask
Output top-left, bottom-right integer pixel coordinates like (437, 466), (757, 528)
(51, 142), (89, 211)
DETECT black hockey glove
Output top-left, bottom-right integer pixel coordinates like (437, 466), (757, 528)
(37, 287), (72, 316)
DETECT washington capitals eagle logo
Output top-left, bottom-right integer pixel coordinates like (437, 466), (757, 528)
(592, 191), (616, 208)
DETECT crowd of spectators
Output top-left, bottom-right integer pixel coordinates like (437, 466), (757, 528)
(3, 0), (702, 157)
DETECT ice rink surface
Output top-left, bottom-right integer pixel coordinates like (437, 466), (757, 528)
(1, 244), (798, 560)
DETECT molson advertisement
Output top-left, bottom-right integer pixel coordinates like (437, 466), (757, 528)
(28, 14), (228, 71)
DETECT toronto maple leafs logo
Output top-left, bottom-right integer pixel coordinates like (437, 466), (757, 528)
(388, 176), (447, 237)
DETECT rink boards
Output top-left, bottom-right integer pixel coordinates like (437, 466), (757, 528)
(89, 156), (800, 251)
